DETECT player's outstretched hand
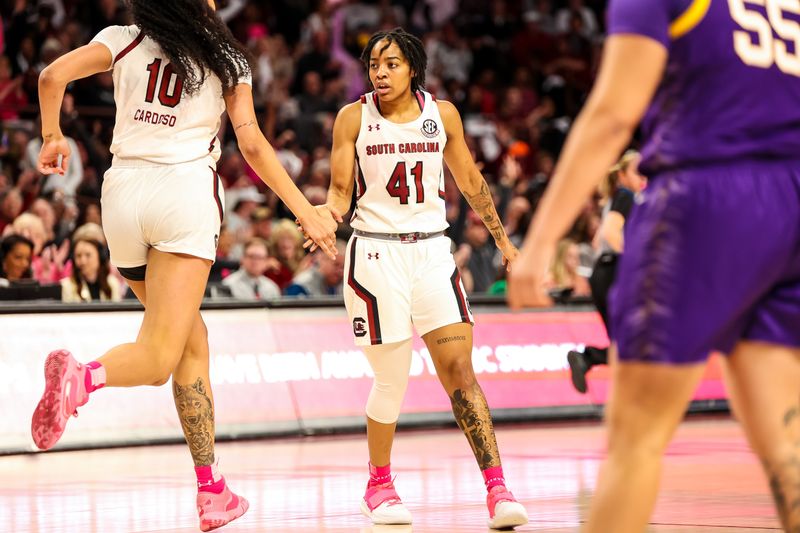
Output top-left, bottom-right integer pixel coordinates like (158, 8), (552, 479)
(37, 135), (71, 176)
(506, 242), (554, 310)
(496, 238), (520, 272)
(298, 205), (342, 259)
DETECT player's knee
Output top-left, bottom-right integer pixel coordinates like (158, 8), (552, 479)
(150, 372), (172, 387)
(363, 340), (413, 424)
(181, 320), (209, 362)
(148, 347), (183, 386)
(439, 356), (476, 388)
(605, 409), (670, 458)
(366, 377), (408, 424)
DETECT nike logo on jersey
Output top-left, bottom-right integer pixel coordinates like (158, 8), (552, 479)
(368, 124), (381, 132)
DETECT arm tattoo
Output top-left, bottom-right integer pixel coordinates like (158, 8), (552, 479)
(173, 378), (215, 466)
(234, 119), (256, 131)
(466, 181), (507, 242)
(449, 384), (501, 470)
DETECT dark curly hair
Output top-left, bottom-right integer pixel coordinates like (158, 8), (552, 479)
(129, 0), (252, 96)
(360, 27), (427, 93)
(0, 234), (34, 280)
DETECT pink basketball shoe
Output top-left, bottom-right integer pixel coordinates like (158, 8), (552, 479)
(197, 481), (249, 532)
(360, 480), (412, 525)
(31, 350), (89, 450)
(487, 485), (528, 529)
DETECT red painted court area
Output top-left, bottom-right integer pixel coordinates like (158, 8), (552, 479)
(0, 416), (779, 532)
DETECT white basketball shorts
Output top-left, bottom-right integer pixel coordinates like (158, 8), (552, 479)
(101, 156), (224, 268)
(343, 234), (474, 346)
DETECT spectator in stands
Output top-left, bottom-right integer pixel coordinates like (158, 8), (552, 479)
(26, 97), (85, 199)
(222, 238), (280, 300)
(9, 211), (60, 283)
(267, 218), (308, 290)
(285, 239), (345, 296)
(225, 186), (263, 245)
(0, 187), (23, 234)
(250, 206), (272, 242)
(0, 54), (27, 120)
(0, 233), (33, 285)
(555, 0), (599, 38)
(547, 238), (591, 297)
(60, 236), (121, 302)
(462, 211), (498, 293)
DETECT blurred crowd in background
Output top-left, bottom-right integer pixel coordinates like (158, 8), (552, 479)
(0, 0), (610, 302)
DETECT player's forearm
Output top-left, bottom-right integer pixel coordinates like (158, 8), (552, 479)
(38, 69), (67, 139)
(326, 182), (352, 215)
(239, 140), (314, 221)
(463, 176), (510, 244)
(523, 106), (634, 250)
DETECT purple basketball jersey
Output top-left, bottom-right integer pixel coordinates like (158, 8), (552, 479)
(608, 0), (800, 176)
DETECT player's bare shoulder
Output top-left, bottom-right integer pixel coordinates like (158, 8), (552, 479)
(434, 99), (463, 138)
(334, 100), (363, 143)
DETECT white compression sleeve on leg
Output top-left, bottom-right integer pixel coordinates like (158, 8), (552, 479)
(364, 338), (413, 424)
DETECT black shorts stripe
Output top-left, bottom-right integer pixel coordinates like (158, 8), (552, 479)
(450, 268), (470, 323)
(348, 237), (382, 344)
(119, 265), (147, 281)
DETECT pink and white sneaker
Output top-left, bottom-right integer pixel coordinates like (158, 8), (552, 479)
(487, 485), (528, 529)
(31, 350), (89, 450)
(360, 480), (412, 525)
(197, 481), (249, 532)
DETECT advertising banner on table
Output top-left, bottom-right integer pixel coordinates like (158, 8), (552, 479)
(0, 306), (725, 453)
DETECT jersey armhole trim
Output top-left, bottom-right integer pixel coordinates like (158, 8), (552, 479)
(114, 31), (145, 65)
(415, 90), (425, 111)
(668, 0), (711, 40)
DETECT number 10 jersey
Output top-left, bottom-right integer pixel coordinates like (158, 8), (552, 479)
(352, 90), (449, 234)
(91, 25), (251, 166)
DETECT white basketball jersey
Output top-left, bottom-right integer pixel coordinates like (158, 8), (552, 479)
(352, 91), (448, 234)
(91, 25), (251, 165)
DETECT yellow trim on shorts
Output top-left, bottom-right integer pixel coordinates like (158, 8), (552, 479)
(668, 0), (712, 39)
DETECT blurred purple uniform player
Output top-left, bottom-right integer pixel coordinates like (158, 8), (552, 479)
(609, 0), (800, 365)
(509, 0), (800, 531)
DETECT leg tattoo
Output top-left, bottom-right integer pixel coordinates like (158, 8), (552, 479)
(173, 378), (215, 466)
(449, 384), (501, 469)
(766, 402), (800, 532)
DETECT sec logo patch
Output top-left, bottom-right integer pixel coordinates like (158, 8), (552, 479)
(421, 119), (439, 138)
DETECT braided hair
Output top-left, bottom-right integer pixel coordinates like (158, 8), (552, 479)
(360, 27), (427, 93)
(129, 0), (251, 96)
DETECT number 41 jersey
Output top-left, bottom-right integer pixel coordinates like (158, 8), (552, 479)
(352, 90), (449, 234)
(91, 25), (251, 165)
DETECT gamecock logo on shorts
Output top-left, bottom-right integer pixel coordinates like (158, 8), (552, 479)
(421, 119), (439, 138)
(353, 317), (367, 337)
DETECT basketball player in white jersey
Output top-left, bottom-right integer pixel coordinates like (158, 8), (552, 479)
(324, 28), (529, 528)
(30, 1), (338, 530)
